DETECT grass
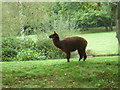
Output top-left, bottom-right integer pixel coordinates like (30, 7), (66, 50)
(2, 56), (119, 88)
(74, 32), (118, 56)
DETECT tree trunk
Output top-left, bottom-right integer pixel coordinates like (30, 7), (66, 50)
(105, 26), (109, 31)
(116, 2), (120, 45)
(109, 24), (113, 31)
(115, 2), (120, 58)
(18, 0), (25, 41)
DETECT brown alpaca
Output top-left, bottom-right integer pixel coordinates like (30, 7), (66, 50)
(49, 31), (88, 62)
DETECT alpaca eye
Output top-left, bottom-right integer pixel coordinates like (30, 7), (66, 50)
(54, 35), (57, 37)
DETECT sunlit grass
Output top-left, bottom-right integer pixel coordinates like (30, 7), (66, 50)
(2, 56), (118, 88)
(74, 32), (118, 55)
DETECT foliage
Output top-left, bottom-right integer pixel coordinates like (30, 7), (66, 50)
(53, 2), (114, 30)
(2, 2), (115, 37)
(15, 48), (46, 61)
(2, 37), (22, 61)
(2, 35), (65, 61)
(2, 56), (119, 88)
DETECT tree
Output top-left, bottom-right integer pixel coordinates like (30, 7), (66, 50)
(2, 2), (55, 37)
(116, 2), (120, 45)
(2, 2), (20, 37)
(52, 2), (114, 31)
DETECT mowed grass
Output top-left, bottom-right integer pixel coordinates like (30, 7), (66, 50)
(2, 56), (119, 88)
(74, 32), (118, 55)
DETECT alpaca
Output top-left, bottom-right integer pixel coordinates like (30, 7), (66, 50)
(49, 31), (87, 62)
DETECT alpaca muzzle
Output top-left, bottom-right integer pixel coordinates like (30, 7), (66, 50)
(49, 36), (52, 38)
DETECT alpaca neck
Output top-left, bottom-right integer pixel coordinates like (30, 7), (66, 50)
(53, 37), (61, 49)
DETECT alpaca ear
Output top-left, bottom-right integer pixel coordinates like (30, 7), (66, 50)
(54, 31), (56, 34)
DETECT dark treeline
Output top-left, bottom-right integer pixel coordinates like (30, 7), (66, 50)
(2, 2), (115, 37)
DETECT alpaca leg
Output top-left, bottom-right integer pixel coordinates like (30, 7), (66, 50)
(83, 52), (87, 61)
(78, 49), (83, 61)
(81, 49), (87, 61)
(78, 48), (87, 61)
(66, 52), (70, 62)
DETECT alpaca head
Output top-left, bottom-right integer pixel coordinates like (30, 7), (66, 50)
(49, 31), (59, 39)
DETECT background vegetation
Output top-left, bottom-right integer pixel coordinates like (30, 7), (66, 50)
(2, 2), (117, 62)
(2, 2), (115, 37)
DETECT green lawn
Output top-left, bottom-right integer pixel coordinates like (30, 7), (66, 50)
(74, 32), (118, 56)
(2, 56), (119, 88)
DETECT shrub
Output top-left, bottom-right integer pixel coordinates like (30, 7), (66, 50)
(2, 37), (22, 61)
(35, 38), (65, 59)
(15, 48), (46, 61)
(2, 37), (22, 49)
(23, 39), (36, 49)
(2, 32), (71, 62)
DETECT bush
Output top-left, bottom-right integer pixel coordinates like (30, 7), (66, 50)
(2, 37), (22, 61)
(35, 38), (65, 59)
(2, 47), (17, 61)
(2, 37), (22, 49)
(24, 39), (36, 49)
(2, 32), (69, 62)
(15, 48), (46, 61)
